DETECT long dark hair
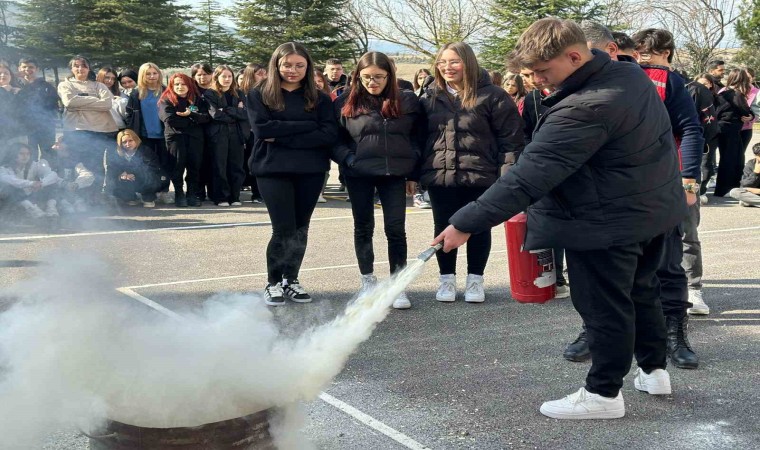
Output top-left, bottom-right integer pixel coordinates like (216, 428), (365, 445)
(96, 67), (120, 96)
(413, 68), (431, 90)
(433, 42), (481, 110)
(239, 63), (265, 94)
(504, 73), (527, 100)
(341, 52), (401, 119)
(726, 68), (753, 97)
(211, 65), (240, 99)
(261, 42), (318, 112)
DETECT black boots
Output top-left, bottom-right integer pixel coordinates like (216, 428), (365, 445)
(563, 326), (591, 362)
(175, 191), (188, 207)
(666, 314), (699, 369)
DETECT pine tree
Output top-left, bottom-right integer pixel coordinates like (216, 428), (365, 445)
(188, 0), (240, 67)
(481, 0), (606, 69)
(233, 0), (356, 66)
(735, 0), (760, 73)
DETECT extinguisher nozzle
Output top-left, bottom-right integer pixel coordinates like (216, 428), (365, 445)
(417, 243), (443, 262)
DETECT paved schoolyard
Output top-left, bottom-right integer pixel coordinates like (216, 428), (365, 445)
(2, 152), (759, 449)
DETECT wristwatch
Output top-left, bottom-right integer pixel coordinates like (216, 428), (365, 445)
(683, 182), (700, 194)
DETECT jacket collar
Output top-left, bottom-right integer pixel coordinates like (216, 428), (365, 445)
(542, 50), (611, 108)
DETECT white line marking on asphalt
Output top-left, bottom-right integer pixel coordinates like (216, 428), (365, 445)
(318, 393), (431, 450)
(703, 284), (760, 289)
(691, 318), (760, 322)
(0, 211), (433, 242)
(116, 287), (184, 320)
(124, 250), (508, 290)
(720, 310), (760, 315)
(700, 226), (760, 234)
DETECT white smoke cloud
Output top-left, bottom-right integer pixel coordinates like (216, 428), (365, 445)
(0, 253), (423, 448)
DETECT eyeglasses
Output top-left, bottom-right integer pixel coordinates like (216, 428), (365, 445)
(436, 59), (463, 68)
(104, 76), (116, 81)
(279, 64), (307, 72)
(360, 74), (388, 84)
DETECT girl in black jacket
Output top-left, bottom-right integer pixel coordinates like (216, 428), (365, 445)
(333, 51), (422, 310)
(715, 69), (756, 197)
(203, 65), (250, 206)
(158, 73), (210, 207)
(246, 42), (339, 306)
(420, 42), (524, 304)
(106, 129), (162, 207)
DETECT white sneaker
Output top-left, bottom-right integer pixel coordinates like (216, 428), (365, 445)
(436, 274), (456, 302)
(540, 387), (625, 420)
(45, 199), (59, 217)
(217, 202), (230, 207)
(633, 368), (672, 395)
(464, 274), (485, 303)
(230, 201), (243, 206)
(20, 200), (45, 219)
(393, 292), (411, 309)
(707, 177), (716, 189)
(359, 273), (377, 295)
(317, 195), (327, 203)
(142, 201), (155, 208)
(554, 284), (570, 299)
(700, 195), (708, 205)
(687, 289), (709, 315)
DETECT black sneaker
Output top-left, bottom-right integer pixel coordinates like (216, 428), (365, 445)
(563, 328), (591, 362)
(264, 283), (285, 306)
(282, 280), (312, 303)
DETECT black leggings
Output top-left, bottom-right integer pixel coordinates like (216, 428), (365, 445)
(166, 134), (203, 197)
(141, 137), (172, 191)
(210, 128), (245, 204)
(257, 173), (325, 284)
(345, 175), (407, 275)
(427, 185), (491, 276)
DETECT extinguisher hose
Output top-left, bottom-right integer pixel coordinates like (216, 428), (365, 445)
(417, 243), (443, 262)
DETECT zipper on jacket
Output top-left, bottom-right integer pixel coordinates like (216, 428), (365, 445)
(383, 117), (390, 175)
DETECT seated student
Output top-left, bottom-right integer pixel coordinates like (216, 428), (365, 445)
(50, 136), (95, 213)
(0, 142), (61, 218)
(106, 129), (162, 207)
(729, 143), (760, 207)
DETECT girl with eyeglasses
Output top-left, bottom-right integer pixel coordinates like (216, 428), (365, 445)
(420, 42), (524, 303)
(246, 42), (339, 306)
(333, 51), (423, 309)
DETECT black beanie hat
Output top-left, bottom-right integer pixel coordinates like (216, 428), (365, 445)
(118, 69), (138, 83)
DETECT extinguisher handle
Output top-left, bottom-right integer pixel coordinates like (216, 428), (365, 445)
(417, 243), (443, 261)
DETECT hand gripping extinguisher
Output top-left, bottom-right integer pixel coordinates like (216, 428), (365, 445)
(504, 213), (556, 303)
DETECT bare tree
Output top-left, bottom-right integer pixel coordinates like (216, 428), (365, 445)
(344, 0), (371, 61)
(647, 0), (742, 73)
(365, 0), (486, 57)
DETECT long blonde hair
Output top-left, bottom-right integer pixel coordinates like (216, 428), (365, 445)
(137, 62), (163, 100)
(433, 42), (481, 110)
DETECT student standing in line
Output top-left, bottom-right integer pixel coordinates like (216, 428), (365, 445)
(419, 42), (524, 303)
(238, 63), (268, 203)
(246, 42), (338, 306)
(125, 63), (171, 201)
(16, 58), (60, 167)
(96, 67), (127, 130)
(204, 65), (249, 207)
(333, 51), (422, 309)
(714, 69), (755, 197)
(159, 73), (210, 207)
(191, 63), (215, 203)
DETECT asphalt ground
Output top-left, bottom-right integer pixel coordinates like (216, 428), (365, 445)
(2, 145), (760, 449)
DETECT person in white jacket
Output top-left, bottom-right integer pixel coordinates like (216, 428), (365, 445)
(0, 142), (61, 218)
(57, 55), (117, 201)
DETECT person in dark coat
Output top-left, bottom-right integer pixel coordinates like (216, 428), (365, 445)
(203, 65), (250, 206)
(714, 69), (756, 197)
(691, 73), (721, 197)
(106, 129), (162, 207)
(158, 73), (210, 207)
(16, 58), (60, 168)
(434, 18), (689, 419)
(333, 51), (423, 310)
(246, 42), (339, 306)
(419, 41), (524, 304)
(729, 143), (760, 206)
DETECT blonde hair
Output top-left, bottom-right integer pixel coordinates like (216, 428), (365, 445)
(137, 62), (163, 100)
(433, 42), (480, 110)
(116, 129), (142, 157)
(508, 18), (587, 72)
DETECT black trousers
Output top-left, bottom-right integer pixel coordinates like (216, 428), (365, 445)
(210, 129), (245, 204)
(566, 233), (668, 398)
(141, 137), (172, 192)
(428, 185), (491, 275)
(257, 173), (324, 284)
(700, 136), (719, 195)
(111, 176), (161, 202)
(167, 134), (203, 197)
(715, 128), (745, 197)
(657, 225), (691, 316)
(199, 134), (214, 200)
(29, 125), (57, 169)
(740, 129), (753, 153)
(345, 175), (407, 275)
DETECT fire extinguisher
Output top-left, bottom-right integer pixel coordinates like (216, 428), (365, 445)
(504, 213), (556, 303)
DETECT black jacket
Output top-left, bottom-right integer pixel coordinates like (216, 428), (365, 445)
(246, 87), (338, 176)
(419, 70), (524, 188)
(125, 88), (166, 137)
(740, 158), (760, 188)
(686, 81), (719, 143)
(16, 78), (60, 131)
(521, 89), (550, 144)
(449, 51), (687, 251)
(0, 89), (21, 141)
(158, 96), (211, 139)
(333, 90), (422, 178)
(203, 88), (250, 143)
(716, 89), (755, 133)
(106, 146), (161, 188)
